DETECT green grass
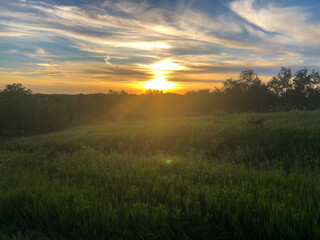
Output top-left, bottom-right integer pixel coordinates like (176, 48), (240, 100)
(0, 111), (320, 239)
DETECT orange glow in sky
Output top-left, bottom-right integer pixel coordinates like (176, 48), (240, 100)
(144, 75), (176, 91)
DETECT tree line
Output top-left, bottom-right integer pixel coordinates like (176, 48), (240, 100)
(1, 67), (320, 135)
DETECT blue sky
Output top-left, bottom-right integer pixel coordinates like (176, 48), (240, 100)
(1, 0), (320, 93)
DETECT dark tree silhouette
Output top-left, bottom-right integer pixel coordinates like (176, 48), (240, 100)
(145, 89), (163, 95)
(268, 67), (292, 97)
(0, 83), (35, 135)
(0, 83), (70, 135)
(221, 69), (276, 112)
(285, 68), (320, 109)
(1, 67), (320, 136)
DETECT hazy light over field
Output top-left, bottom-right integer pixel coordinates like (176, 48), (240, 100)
(0, 0), (320, 93)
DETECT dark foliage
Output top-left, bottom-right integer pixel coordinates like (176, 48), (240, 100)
(0, 84), (68, 135)
(1, 67), (320, 135)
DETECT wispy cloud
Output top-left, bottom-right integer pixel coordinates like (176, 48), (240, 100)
(0, 0), (320, 93)
(0, 31), (26, 37)
(3, 49), (19, 54)
(230, 0), (320, 45)
(36, 63), (59, 67)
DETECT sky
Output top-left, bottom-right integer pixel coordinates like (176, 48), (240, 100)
(1, 0), (320, 94)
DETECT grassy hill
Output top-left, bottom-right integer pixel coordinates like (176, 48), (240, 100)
(1, 111), (320, 239)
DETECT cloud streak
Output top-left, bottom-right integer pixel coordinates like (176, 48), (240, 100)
(230, 0), (320, 45)
(0, 0), (320, 93)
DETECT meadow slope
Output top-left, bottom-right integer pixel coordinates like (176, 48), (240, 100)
(0, 111), (319, 239)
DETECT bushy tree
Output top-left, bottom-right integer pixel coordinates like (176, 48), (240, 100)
(222, 69), (275, 112)
(239, 69), (262, 86)
(0, 83), (70, 135)
(0, 83), (36, 135)
(292, 68), (320, 94)
(284, 68), (320, 109)
(268, 67), (292, 96)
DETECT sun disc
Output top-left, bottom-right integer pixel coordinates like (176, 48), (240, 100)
(144, 75), (175, 91)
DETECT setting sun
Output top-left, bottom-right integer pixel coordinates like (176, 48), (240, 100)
(144, 75), (176, 91)
(141, 59), (183, 91)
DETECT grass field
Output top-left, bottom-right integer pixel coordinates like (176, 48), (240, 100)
(0, 111), (320, 239)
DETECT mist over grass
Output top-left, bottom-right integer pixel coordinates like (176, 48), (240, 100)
(1, 111), (320, 239)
